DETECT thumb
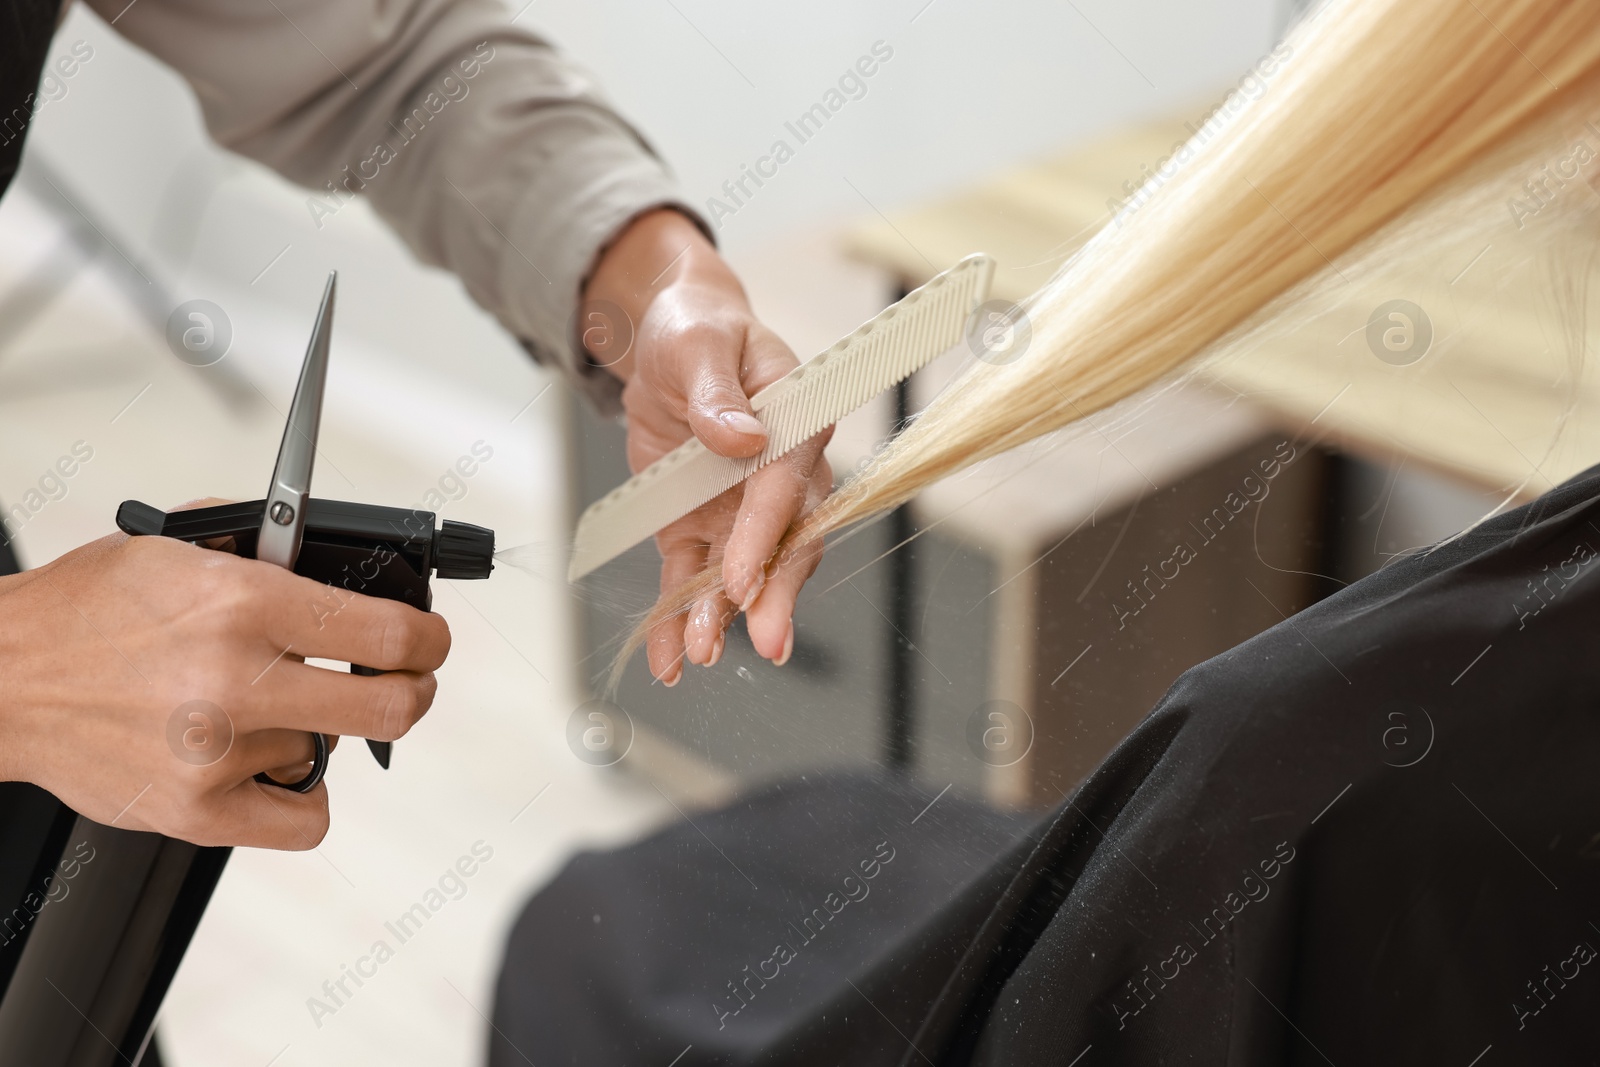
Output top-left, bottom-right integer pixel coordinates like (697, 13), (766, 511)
(684, 355), (768, 460)
(227, 779), (331, 850)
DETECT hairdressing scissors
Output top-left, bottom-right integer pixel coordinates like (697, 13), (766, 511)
(254, 271), (338, 792)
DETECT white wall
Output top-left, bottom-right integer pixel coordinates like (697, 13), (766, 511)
(526, 0), (1282, 251)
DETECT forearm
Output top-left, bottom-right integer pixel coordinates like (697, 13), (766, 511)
(367, 44), (705, 411)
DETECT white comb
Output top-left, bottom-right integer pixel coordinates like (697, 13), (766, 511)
(568, 253), (995, 581)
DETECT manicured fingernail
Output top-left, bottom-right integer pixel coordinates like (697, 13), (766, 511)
(719, 411), (766, 437)
(739, 569), (767, 613)
(774, 619), (794, 667)
(708, 634), (725, 668)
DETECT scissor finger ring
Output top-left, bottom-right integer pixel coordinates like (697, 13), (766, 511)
(254, 731), (330, 794)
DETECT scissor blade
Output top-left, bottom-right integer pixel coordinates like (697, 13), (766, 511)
(258, 271), (336, 570)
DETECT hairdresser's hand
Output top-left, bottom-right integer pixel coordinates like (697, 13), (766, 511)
(0, 517), (450, 849)
(583, 209), (832, 683)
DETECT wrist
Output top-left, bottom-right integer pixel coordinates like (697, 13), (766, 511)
(581, 208), (744, 383)
(0, 569), (45, 784)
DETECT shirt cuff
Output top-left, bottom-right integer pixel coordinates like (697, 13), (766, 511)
(499, 150), (711, 416)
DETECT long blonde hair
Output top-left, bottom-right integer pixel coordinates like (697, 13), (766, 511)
(623, 0), (1600, 681)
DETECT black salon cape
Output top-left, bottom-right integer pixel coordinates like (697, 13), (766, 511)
(492, 461), (1600, 1066)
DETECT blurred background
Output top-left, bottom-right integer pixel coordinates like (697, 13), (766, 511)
(3, 0), (1571, 1062)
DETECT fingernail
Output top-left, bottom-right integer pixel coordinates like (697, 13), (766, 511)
(739, 569), (767, 613)
(688, 599), (719, 664)
(774, 619), (794, 667)
(718, 411), (766, 437)
(708, 634), (725, 668)
(662, 662), (682, 687)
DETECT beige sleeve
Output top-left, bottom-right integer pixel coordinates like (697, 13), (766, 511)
(82, 0), (709, 412)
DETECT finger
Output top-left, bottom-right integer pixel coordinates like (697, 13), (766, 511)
(745, 532), (822, 663)
(235, 727), (320, 780)
(648, 537), (705, 684)
(745, 464), (831, 663)
(155, 775), (329, 850)
(680, 329), (769, 460)
(257, 568), (451, 672)
(237, 660), (438, 742)
(683, 581), (735, 669)
(723, 432), (832, 609)
(223, 779), (331, 851)
(237, 727), (317, 775)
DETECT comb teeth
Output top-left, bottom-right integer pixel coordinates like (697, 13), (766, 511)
(567, 253), (995, 581)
